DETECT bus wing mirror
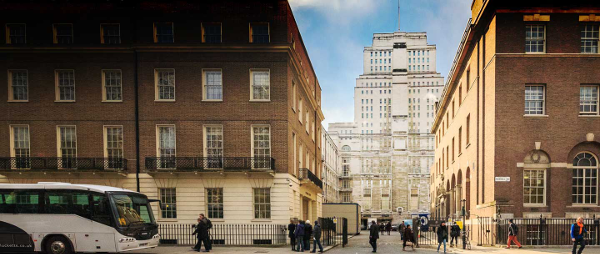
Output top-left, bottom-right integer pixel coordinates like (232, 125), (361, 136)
(148, 199), (164, 209)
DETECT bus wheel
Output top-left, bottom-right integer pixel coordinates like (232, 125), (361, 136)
(45, 236), (73, 254)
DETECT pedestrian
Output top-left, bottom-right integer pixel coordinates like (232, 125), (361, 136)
(369, 221), (379, 253)
(380, 222), (385, 235)
(571, 217), (588, 254)
(399, 221), (406, 240)
(437, 222), (448, 253)
(288, 219), (297, 251)
(386, 221), (392, 235)
(402, 224), (415, 251)
(304, 220), (313, 251)
(450, 221), (460, 247)
(192, 217), (210, 252)
(506, 219), (522, 249)
(311, 220), (324, 253)
(199, 214), (213, 251)
(295, 220), (305, 252)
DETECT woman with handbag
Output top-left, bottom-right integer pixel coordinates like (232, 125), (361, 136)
(402, 224), (415, 251)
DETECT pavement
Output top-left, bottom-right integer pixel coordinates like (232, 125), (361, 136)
(128, 232), (592, 254)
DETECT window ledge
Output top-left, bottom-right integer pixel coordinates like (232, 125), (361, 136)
(292, 108), (296, 113)
(202, 99), (222, 102)
(567, 205), (600, 208)
(458, 152), (463, 157)
(209, 219), (225, 222)
(466, 143), (471, 149)
(102, 100), (123, 103)
(523, 114), (549, 117)
(578, 115), (600, 118)
(523, 204), (547, 208)
(7, 100), (29, 103)
(452, 160), (455, 164)
(251, 219), (272, 222)
(55, 100), (76, 103)
(157, 219), (178, 222)
(250, 99), (271, 102)
(155, 100), (176, 103)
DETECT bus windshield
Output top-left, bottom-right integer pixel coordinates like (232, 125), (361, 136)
(109, 193), (156, 227)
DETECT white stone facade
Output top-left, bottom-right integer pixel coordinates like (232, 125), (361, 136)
(330, 31), (444, 221)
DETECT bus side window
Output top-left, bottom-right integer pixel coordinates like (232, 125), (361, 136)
(0, 191), (16, 213)
(92, 194), (112, 227)
(44, 191), (90, 218)
(14, 191), (40, 214)
(72, 191), (91, 219)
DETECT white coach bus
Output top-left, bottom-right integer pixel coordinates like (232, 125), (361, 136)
(0, 182), (159, 254)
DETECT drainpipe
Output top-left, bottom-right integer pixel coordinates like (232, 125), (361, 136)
(133, 16), (140, 192)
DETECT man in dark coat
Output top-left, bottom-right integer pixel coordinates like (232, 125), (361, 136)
(369, 221), (379, 253)
(571, 217), (588, 254)
(399, 221), (406, 240)
(385, 221), (392, 235)
(199, 214), (212, 251)
(288, 220), (297, 251)
(437, 222), (449, 254)
(450, 222), (461, 247)
(403, 224), (415, 251)
(295, 220), (305, 252)
(304, 220), (312, 251)
(311, 220), (323, 253)
(192, 217), (210, 252)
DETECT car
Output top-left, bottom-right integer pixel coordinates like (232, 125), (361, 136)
(391, 224), (399, 231)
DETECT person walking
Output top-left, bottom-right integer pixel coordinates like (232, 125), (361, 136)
(295, 220), (305, 252)
(369, 221), (379, 253)
(506, 219), (522, 249)
(399, 221), (406, 240)
(437, 222), (448, 253)
(571, 217), (588, 254)
(380, 222), (385, 236)
(311, 220), (323, 253)
(402, 224), (415, 251)
(386, 221), (392, 235)
(192, 217), (210, 252)
(288, 219), (297, 251)
(304, 220), (313, 252)
(199, 214), (213, 251)
(450, 222), (460, 247)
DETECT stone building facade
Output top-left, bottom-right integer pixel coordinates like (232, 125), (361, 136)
(430, 0), (600, 220)
(0, 0), (325, 225)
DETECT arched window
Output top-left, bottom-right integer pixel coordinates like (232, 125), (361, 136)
(341, 145), (351, 152)
(572, 152), (598, 204)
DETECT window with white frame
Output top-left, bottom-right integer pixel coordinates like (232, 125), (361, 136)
(581, 25), (599, 53)
(523, 169), (545, 205)
(580, 85), (599, 115)
(572, 152), (598, 204)
(8, 70), (28, 101)
(159, 188), (177, 218)
(157, 126), (176, 169)
(524, 85), (545, 115)
(10, 125), (30, 169)
(56, 70), (75, 101)
(525, 25), (545, 53)
(292, 81), (297, 111)
(204, 126), (223, 168)
(253, 188), (271, 219)
(6, 24), (26, 44)
(104, 126), (124, 169)
(206, 188), (223, 219)
(252, 125), (271, 169)
(57, 126), (77, 169)
(299, 99), (303, 123)
(155, 69), (175, 101)
(102, 70), (122, 102)
(305, 111), (309, 133)
(250, 70), (270, 101)
(100, 24), (120, 44)
(154, 22), (174, 43)
(202, 23), (222, 43)
(53, 24), (73, 44)
(203, 70), (222, 101)
(342, 193), (351, 203)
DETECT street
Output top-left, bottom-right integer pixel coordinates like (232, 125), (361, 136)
(126, 232), (590, 254)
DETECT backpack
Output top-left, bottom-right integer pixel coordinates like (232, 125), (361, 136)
(511, 224), (518, 235)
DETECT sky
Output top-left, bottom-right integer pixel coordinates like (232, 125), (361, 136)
(288, 0), (473, 130)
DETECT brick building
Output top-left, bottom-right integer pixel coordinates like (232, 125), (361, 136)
(0, 0), (325, 225)
(430, 0), (600, 221)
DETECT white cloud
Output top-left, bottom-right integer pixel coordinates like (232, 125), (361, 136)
(289, 0), (381, 27)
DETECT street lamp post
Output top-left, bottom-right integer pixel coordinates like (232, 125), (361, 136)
(461, 199), (466, 250)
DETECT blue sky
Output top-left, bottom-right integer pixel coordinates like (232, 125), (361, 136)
(289, 0), (472, 129)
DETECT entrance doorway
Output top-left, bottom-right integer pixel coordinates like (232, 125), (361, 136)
(302, 198), (309, 221)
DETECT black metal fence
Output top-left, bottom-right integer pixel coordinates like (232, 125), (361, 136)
(496, 217), (600, 246)
(158, 223), (287, 246)
(0, 157), (127, 171)
(145, 157), (275, 171)
(319, 217), (348, 247)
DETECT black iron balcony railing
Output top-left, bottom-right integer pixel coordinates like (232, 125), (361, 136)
(0, 157), (127, 171)
(144, 157), (275, 171)
(298, 168), (323, 189)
